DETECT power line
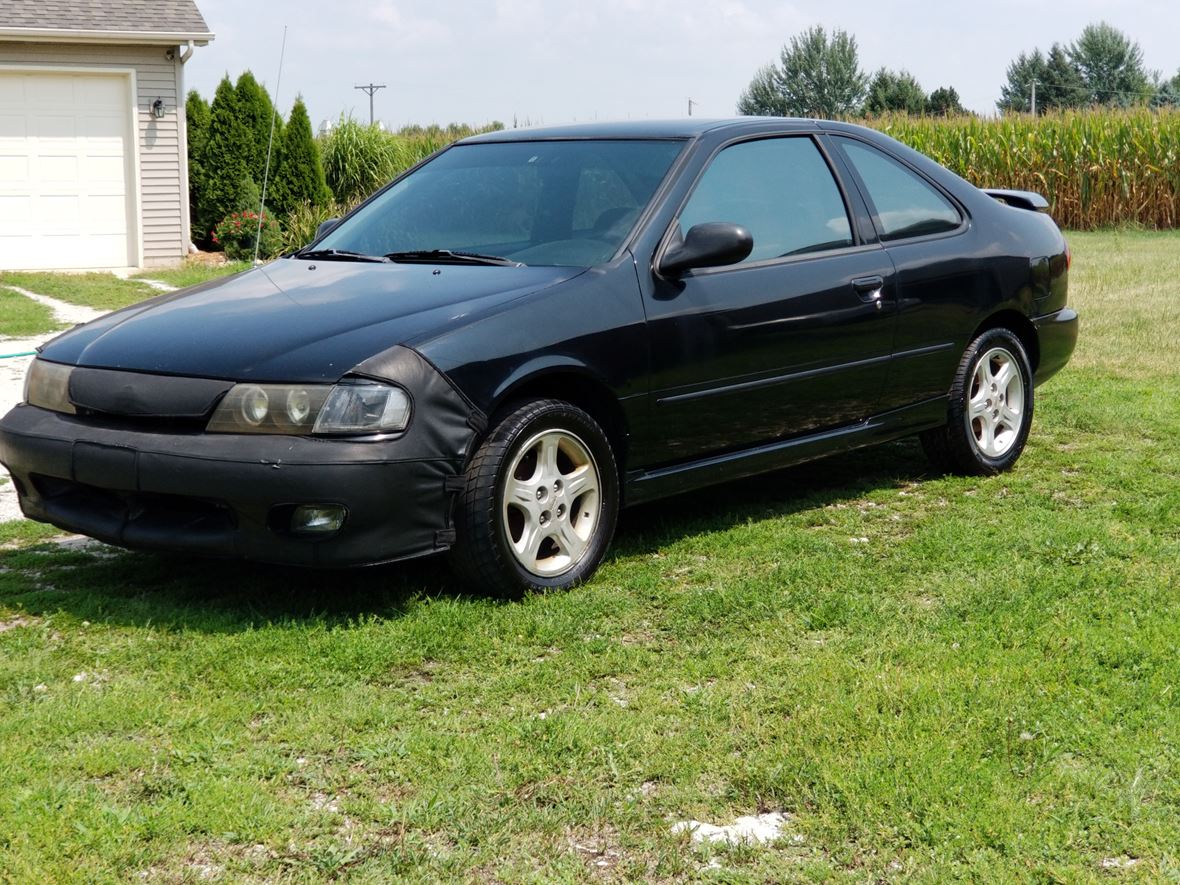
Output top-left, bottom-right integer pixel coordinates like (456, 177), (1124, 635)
(1010, 74), (1177, 102)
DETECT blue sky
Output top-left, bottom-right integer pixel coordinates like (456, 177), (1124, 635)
(186, 0), (1180, 129)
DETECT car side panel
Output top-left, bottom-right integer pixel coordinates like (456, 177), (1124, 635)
(637, 249), (898, 465)
(415, 258), (651, 434)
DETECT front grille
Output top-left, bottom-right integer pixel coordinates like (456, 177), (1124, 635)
(69, 409), (210, 433)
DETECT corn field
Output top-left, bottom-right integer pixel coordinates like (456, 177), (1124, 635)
(307, 112), (1180, 234)
(868, 109), (1180, 229)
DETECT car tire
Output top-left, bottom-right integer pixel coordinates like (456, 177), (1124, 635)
(920, 327), (1034, 476)
(451, 399), (619, 597)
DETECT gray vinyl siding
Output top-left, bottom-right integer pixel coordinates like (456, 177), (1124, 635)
(0, 41), (188, 266)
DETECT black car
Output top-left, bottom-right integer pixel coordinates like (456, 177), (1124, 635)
(0, 119), (1077, 595)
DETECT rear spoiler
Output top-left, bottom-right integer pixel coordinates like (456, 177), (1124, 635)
(982, 189), (1050, 212)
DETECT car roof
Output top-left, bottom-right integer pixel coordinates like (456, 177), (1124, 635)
(461, 117), (825, 142)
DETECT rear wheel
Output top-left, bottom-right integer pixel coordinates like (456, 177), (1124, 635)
(921, 327), (1034, 476)
(451, 399), (619, 597)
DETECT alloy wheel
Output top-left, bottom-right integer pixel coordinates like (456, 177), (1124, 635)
(500, 428), (601, 577)
(967, 346), (1025, 458)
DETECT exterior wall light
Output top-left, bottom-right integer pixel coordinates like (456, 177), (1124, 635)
(151, 98), (166, 119)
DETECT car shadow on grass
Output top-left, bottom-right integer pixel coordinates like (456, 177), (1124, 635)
(0, 439), (934, 631)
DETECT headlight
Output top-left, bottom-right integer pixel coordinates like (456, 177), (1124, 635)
(206, 379), (410, 435)
(23, 359), (76, 415)
(313, 380), (411, 434)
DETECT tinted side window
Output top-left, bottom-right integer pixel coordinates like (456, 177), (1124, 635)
(678, 137), (853, 264)
(836, 138), (961, 241)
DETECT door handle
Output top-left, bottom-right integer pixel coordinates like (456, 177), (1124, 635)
(852, 276), (885, 307)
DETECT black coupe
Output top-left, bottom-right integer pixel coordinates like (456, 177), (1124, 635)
(0, 119), (1078, 595)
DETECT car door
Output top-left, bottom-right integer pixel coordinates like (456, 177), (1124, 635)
(637, 134), (898, 466)
(828, 135), (979, 411)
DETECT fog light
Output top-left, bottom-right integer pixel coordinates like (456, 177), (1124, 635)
(290, 504), (346, 535)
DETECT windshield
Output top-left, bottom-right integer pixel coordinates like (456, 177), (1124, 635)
(314, 139), (685, 267)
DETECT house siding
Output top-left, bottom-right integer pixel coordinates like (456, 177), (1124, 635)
(0, 40), (187, 267)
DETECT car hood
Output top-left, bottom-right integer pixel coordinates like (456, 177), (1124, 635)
(38, 259), (584, 382)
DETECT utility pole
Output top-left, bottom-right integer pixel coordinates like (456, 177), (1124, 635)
(688, 98), (698, 116)
(354, 83), (386, 125)
(1030, 79), (1037, 116)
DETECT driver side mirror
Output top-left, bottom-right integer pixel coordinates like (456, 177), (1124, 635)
(658, 222), (753, 277)
(314, 218), (340, 241)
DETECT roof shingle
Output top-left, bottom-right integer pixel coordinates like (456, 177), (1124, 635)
(0, 0), (211, 36)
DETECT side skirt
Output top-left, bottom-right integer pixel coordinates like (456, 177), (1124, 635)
(623, 396), (947, 506)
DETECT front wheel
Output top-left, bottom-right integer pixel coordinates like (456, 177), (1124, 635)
(920, 327), (1034, 476)
(451, 399), (619, 597)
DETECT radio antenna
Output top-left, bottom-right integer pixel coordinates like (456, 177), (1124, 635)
(254, 24), (287, 265)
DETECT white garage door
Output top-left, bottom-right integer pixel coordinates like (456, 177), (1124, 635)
(0, 71), (137, 270)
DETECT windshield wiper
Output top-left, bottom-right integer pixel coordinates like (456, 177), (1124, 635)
(383, 249), (525, 267)
(297, 248), (388, 263)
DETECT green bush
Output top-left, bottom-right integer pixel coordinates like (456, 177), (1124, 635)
(320, 118), (401, 204)
(279, 199), (349, 254)
(318, 118), (501, 205)
(212, 210), (282, 261)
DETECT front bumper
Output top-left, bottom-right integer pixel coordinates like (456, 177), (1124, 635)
(0, 404), (466, 566)
(1033, 306), (1079, 387)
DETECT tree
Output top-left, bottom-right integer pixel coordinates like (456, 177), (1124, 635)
(736, 64), (790, 116)
(1151, 70), (1180, 108)
(234, 71), (282, 188)
(270, 97), (331, 216)
(737, 26), (867, 118)
(926, 86), (967, 116)
(1068, 22), (1150, 106)
(997, 50), (1048, 114)
(1040, 43), (1088, 110)
(863, 68), (927, 115)
(185, 90), (212, 244)
(201, 75), (258, 238)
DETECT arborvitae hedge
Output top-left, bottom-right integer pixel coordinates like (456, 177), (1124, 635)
(200, 76), (258, 237)
(270, 97), (331, 216)
(234, 71), (281, 189)
(184, 90), (211, 245)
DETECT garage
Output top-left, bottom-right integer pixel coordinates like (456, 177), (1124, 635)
(0, 70), (138, 270)
(0, 0), (213, 271)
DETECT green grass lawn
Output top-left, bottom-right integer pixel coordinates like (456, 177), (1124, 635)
(0, 271), (159, 312)
(0, 262), (248, 313)
(0, 288), (61, 338)
(1, 231), (1178, 882)
(133, 261), (252, 289)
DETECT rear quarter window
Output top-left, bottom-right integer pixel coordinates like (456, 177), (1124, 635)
(836, 138), (961, 241)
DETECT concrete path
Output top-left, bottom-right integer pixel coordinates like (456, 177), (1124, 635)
(0, 288), (109, 523)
